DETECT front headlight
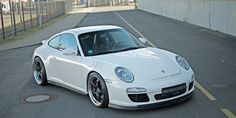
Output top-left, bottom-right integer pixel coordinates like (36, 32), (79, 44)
(176, 55), (190, 70)
(115, 67), (134, 83)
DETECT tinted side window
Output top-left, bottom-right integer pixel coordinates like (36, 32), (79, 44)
(60, 34), (78, 51)
(48, 35), (60, 49)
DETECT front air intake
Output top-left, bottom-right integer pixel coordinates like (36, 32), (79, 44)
(128, 93), (149, 102)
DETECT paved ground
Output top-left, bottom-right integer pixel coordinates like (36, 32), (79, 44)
(0, 8), (236, 118)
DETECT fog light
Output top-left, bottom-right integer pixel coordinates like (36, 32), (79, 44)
(126, 87), (147, 94)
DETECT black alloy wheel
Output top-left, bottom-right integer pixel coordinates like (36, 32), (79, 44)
(88, 72), (109, 107)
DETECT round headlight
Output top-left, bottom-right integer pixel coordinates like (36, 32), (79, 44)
(115, 67), (134, 83)
(176, 55), (190, 70)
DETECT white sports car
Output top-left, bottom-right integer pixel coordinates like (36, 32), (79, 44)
(32, 25), (195, 109)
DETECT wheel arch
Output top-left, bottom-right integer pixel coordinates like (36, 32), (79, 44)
(32, 55), (48, 86)
(86, 71), (109, 94)
(86, 71), (99, 92)
(32, 54), (45, 63)
(86, 70), (110, 107)
(33, 55), (49, 77)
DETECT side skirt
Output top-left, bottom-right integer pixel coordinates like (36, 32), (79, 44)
(48, 80), (87, 95)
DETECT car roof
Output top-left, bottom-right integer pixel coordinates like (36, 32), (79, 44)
(62, 25), (123, 35)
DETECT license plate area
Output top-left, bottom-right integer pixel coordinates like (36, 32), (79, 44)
(162, 83), (186, 97)
(154, 83), (187, 100)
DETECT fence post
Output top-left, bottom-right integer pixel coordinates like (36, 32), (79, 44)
(12, 1), (16, 36)
(0, 2), (5, 40)
(61, 2), (62, 15)
(62, 2), (64, 15)
(48, 2), (50, 20)
(46, 2), (48, 22)
(35, 3), (37, 26)
(9, 0), (14, 38)
(50, 2), (53, 20)
(58, 2), (60, 15)
(57, 2), (59, 16)
(63, 2), (65, 15)
(19, 2), (22, 22)
(38, 2), (42, 28)
(61, 1), (64, 15)
(52, 2), (55, 18)
(56, 2), (58, 17)
(29, 1), (32, 28)
(42, 3), (44, 23)
(54, 2), (58, 18)
(41, 2), (43, 23)
(32, 2), (35, 27)
(21, 2), (25, 31)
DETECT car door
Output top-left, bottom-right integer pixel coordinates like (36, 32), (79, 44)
(49, 33), (84, 90)
(47, 35), (62, 82)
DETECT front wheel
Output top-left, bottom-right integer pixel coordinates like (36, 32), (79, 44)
(33, 57), (48, 86)
(88, 72), (109, 108)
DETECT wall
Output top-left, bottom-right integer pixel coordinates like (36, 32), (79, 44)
(137, 0), (236, 36)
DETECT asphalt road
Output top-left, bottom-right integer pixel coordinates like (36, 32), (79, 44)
(0, 9), (235, 118)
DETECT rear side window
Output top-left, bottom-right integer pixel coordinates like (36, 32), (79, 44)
(48, 33), (78, 52)
(48, 35), (60, 49)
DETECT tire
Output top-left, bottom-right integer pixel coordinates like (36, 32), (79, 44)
(33, 57), (48, 86)
(87, 72), (109, 108)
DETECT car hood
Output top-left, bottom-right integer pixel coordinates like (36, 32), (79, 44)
(92, 47), (181, 80)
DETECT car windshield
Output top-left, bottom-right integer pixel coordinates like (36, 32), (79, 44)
(78, 29), (146, 56)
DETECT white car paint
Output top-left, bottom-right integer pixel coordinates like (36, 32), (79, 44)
(33, 25), (195, 109)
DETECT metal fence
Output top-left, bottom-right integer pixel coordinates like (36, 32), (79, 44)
(0, 1), (66, 40)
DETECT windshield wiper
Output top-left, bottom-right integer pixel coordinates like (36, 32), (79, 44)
(118, 47), (143, 52)
(90, 47), (143, 56)
(92, 50), (115, 56)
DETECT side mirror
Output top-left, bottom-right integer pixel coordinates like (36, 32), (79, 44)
(41, 40), (47, 44)
(62, 48), (77, 56)
(138, 37), (147, 44)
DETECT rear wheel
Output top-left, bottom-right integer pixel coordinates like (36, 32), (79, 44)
(33, 57), (48, 86)
(88, 72), (109, 107)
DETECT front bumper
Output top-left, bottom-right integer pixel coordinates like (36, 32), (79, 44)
(109, 91), (194, 110)
(106, 72), (195, 110)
